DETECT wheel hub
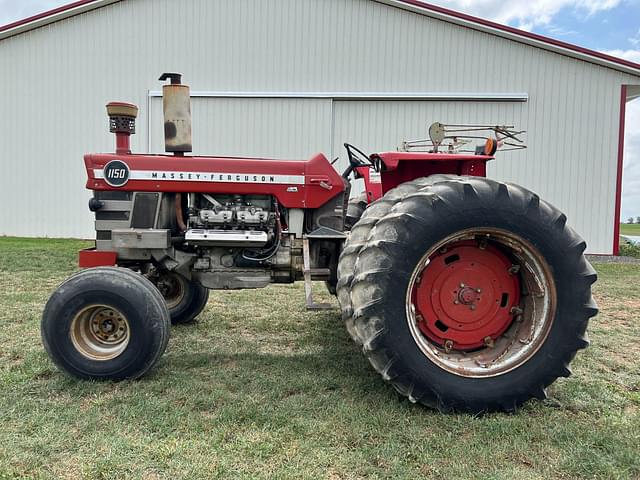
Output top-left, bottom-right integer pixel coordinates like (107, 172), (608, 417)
(457, 286), (477, 305)
(70, 305), (130, 361)
(413, 241), (521, 351)
(90, 308), (127, 343)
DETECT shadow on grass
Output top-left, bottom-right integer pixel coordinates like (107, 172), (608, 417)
(36, 311), (414, 421)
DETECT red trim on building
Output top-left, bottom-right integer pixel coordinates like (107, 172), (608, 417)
(613, 85), (628, 256)
(0, 0), (101, 33)
(395, 0), (640, 72)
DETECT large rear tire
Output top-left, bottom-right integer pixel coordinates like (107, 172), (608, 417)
(337, 175), (454, 341)
(41, 267), (171, 380)
(327, 193), (372, 295)
(344, 192), (369, 230)
(340, 176), (598, 412)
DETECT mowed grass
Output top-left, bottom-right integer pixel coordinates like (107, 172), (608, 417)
(0, 237), (639, 479)
(620, 223), (640, 235)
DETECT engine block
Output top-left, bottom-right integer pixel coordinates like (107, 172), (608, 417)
(188, 194), (274, 231)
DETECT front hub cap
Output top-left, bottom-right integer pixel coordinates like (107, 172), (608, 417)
(413, 241), (520, 351)
(406, 229), (556, 378)
(70, 305), (130, 361)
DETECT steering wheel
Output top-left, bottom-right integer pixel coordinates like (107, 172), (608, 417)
(342, 143), (373, 178)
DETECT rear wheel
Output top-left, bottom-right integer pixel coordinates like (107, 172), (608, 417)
(344, 193), (369, 230)
(343, 177), (598, 412)
(41, 267), (170, 380)
(326, 193), (371, 295)
(153, 272), (209, 324)
(337, 175), (455, 340)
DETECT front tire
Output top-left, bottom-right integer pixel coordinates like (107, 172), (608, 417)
(153, 272), (209, 324)
(41, 267), (171, 380)
(341, 177), (598, 412)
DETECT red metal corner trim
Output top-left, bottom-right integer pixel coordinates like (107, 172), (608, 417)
(0, 0), (103, 33)
(613, 85), (628, 256)
(395, 0), (640, 72)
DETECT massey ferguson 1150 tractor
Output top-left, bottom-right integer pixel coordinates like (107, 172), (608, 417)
(42, 74), (598, 413)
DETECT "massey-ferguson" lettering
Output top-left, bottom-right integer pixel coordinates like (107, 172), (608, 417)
(151, 172), (277, 182)
(94, 168), (305, 185)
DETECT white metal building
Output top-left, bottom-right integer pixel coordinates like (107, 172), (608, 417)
(0, 0), (639, 254)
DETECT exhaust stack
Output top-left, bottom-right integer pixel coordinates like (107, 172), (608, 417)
(106, 102), (138, 155)
(159, 73), (192, 154)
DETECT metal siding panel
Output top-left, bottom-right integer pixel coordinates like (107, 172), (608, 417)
(332, 99), (527, 171)
(149, 97), (332, 159)
(0, 0), (635, 252)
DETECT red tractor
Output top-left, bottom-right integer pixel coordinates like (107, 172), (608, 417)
(42, 74), (597, 413)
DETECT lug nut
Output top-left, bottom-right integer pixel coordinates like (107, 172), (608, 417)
(444, 340), (454, 353)
(484, 336), (495, 348)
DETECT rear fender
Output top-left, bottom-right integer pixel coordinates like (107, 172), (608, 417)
(363, 152), (492, 200)
(355, 166), (383, 204)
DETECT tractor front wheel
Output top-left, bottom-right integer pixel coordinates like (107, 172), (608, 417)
(153, 272), (209, 324)
(41, 267), (170, 380)
(343, 177), (598, 412)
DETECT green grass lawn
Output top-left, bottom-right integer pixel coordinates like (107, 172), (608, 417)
(0, 237), (638, 479)
(620, 223), (640, 236)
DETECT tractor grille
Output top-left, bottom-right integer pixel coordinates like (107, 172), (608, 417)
(130, 193), (159, 229)
(93, 191), (159, 250)
(95, 191), (132, 201)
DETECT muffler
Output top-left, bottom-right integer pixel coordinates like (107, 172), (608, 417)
(159, 73), (192, 154)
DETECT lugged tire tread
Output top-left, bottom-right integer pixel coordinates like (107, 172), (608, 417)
(340, 175), (598, 413)
(337, 175), (456, 343)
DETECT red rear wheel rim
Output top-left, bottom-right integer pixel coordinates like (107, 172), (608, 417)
(405, 229), (556, 378)
(412, 241), (521, 351)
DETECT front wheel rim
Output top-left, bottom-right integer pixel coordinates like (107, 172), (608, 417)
(155, 273), (186, 310)
(406, 228), (557, 378)
(70, 305), (130, 361)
